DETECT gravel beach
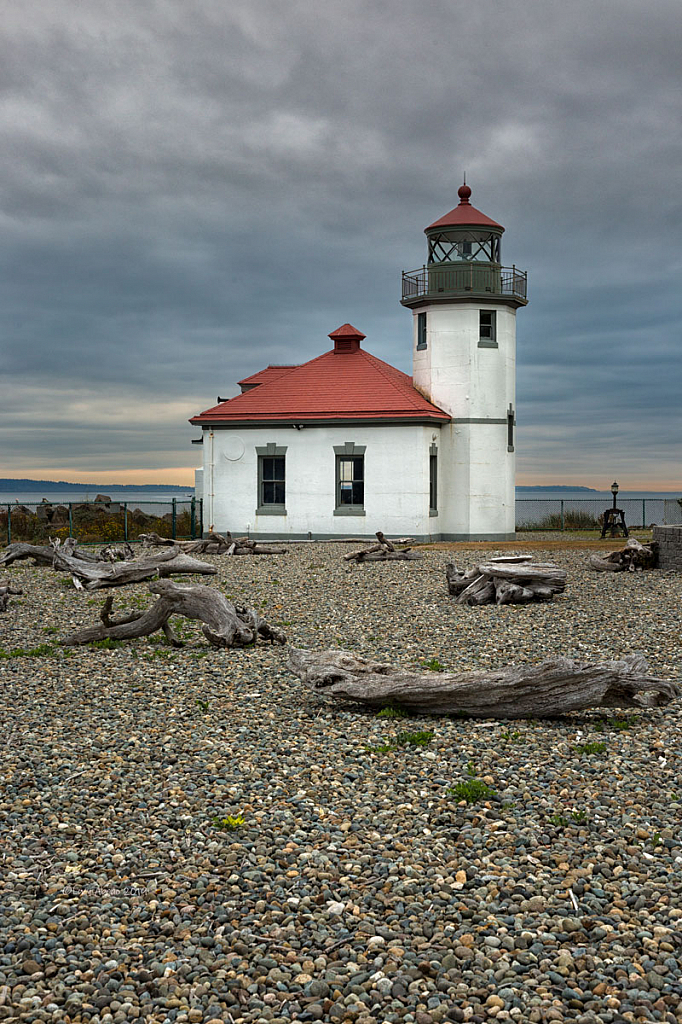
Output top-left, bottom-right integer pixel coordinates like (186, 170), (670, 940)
(1, 541), (681, 1024)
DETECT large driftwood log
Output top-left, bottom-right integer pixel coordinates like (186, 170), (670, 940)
(589, 538), (659, 573)
(0, 581), (23, 611)
(52, 545), (217, 590)
(288, 648), (679, 718)
(139, 531), (287, 555)
(61, 581), (286, 648)
(344, 531), (424, 563)
(446, 558), (567, 605)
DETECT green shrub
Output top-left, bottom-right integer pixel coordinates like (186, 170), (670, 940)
(212, 814), (245, 831)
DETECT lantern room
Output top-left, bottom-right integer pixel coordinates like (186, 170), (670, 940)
(426, 183), (503, 265)
(402, 184), (527, 307)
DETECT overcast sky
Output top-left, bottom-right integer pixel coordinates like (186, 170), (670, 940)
(1, 0), (680, 488)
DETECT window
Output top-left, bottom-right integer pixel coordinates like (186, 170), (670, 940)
(479, 309), (497, 347)
(507, 404), (515, 452)
(417, 311), (427, 350)
(333, 443), (366, 515)
(429, 445), (438, 515)
(338, 456), (363, 505)
(256, 444), (287, 514)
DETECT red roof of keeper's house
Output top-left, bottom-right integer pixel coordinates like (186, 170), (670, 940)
(427, 184), (504, 231)
(190, 324), (450, 425)
(237, 365), (299, 390)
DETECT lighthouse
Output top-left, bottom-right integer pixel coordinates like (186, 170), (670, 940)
(401, 184), (528, 540)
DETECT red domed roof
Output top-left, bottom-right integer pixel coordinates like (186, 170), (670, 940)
(426, 184), (504, 232)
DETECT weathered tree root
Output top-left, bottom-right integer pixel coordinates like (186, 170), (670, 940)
(589, 538), (659, 572)
(288, 648), (679, 718)
(62, 580), (287, 648)
(344, 531), (423, 563)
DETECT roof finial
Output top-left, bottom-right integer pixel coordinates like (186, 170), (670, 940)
(458, 179), (472, 204)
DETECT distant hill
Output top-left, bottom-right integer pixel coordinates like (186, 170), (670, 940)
(516, 485), (597, 492)
(0, 478), (189, 493)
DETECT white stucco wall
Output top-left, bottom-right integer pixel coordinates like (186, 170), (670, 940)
(412, 301), (517, 539)
(413, 303), (516, 419)
(201, 423), (443, 539)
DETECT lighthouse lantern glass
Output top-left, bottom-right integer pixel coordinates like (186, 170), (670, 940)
(428, 231), (501, 265)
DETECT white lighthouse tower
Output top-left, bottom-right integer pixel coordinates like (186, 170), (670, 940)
(401, 184), (528, 540)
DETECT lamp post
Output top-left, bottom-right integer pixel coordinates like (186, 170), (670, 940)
(611, 481), (619, 510)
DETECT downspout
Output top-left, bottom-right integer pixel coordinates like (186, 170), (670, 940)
(208, 429), (215, 531)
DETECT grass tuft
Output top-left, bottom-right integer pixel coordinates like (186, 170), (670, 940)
(0, 644), (58, 659)
(572, 741), (607, 756)
(376, 706), (409, 719)
(420, 657), (445, 672)
(368, 730), (433, 753)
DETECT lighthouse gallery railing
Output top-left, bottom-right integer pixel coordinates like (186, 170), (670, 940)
(402, 264), (527, 302)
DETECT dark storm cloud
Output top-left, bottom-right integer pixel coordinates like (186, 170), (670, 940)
(0, 0), (680, 483)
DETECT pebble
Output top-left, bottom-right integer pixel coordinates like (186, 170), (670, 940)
(0, 541), (681, 1023)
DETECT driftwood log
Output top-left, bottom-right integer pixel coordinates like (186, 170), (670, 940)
(288, 648), (679, 718)
(0, 542), (62, 567)
(61, 580), (286, 648)
(589, 538), (659, 572)
(0, 581), (23, 612)
(0, 538), (129, 567)
(446, 558), (567, 605)
(52, 544), (217, 590)
(344, 531), (424, 563)
(139, 531), (287, 555)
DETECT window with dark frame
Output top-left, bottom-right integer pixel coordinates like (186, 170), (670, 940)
(479, 309), (496, 345)
(337, 455), (364, 507)
(416, 311), (427, 350)
(260, 455), (285, 506)
(429, 446), (438, 514)
(507, 404), (515, 452)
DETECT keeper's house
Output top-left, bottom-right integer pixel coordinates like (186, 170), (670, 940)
(190, 185), (527, 541)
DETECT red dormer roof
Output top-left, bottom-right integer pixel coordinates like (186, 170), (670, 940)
(427, 183), (504, 232)
(190, 325), (449, 426)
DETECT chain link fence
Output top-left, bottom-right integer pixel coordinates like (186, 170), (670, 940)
(516, 497), (681, 532)
(2, 498), (203, 545)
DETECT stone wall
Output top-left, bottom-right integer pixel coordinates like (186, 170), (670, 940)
(653, 525), (682, 570)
